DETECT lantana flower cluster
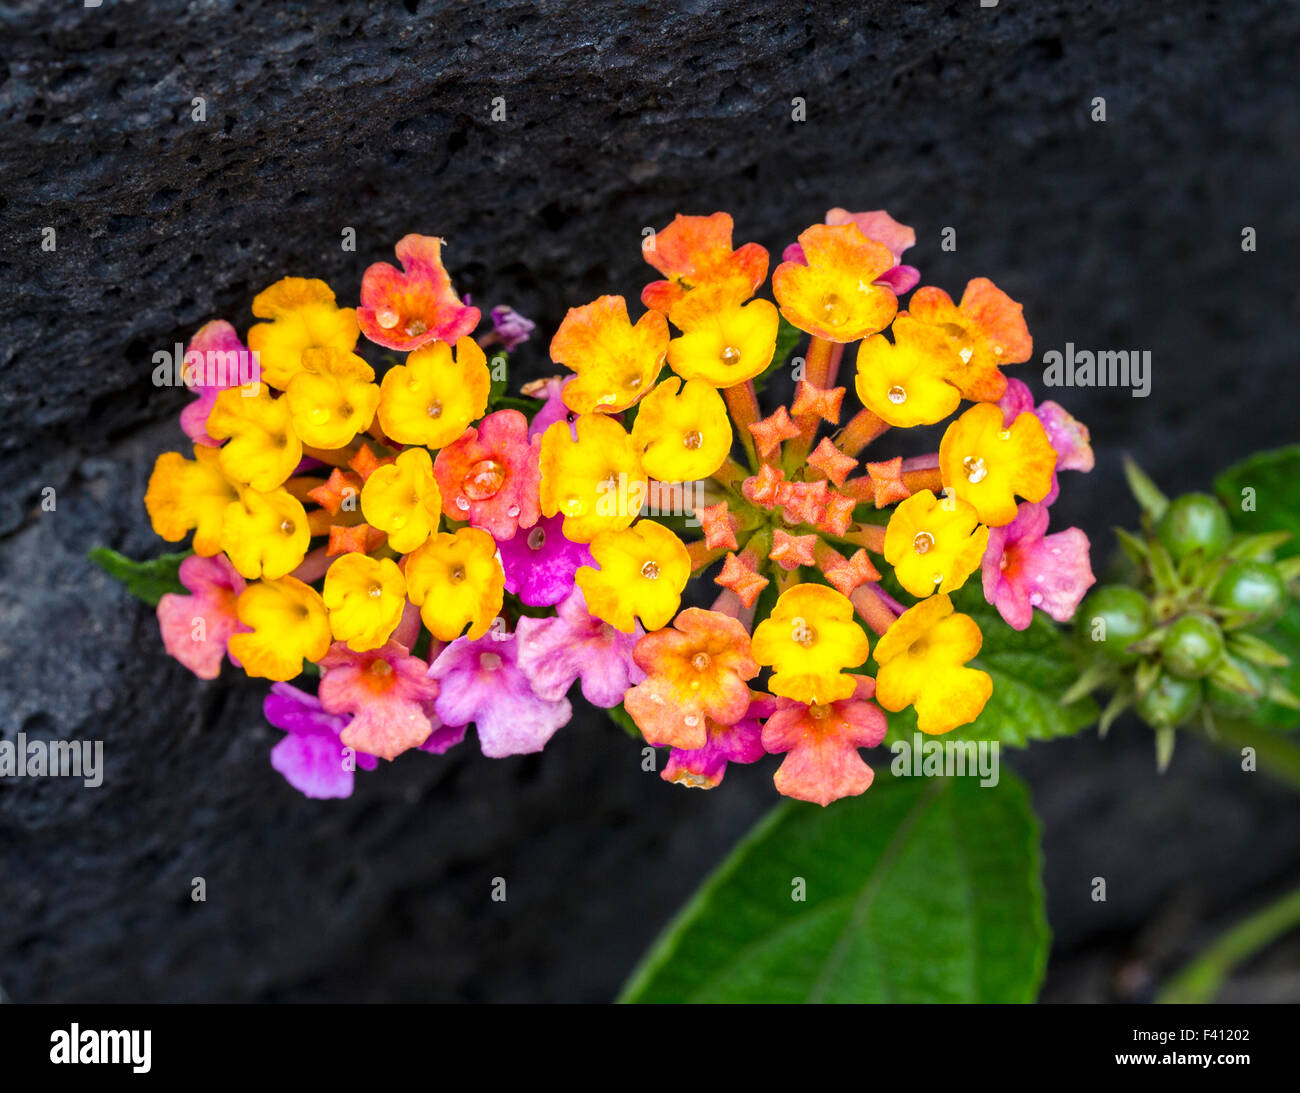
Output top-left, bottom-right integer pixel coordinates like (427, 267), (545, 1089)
(143, 211), (1095, 806)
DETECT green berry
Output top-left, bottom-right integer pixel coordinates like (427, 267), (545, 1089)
(1205, 656), (1270, 718)
(1156, 492), (1231, 561)
(1159, 614), (1225, 679)
(1212, 560), (1287, 625)
(1136, 673), (1202, 729)
(1076, 585), (1152, 663)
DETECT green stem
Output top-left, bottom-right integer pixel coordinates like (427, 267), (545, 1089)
(1207, 718), (1300, 793)
(1157, 883), (1300, 1003)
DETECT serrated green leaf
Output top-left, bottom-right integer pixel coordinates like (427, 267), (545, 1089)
(89, 547), (190, 606)
(619, 771), (1047, 1003)
(882, 590), (1098, 748)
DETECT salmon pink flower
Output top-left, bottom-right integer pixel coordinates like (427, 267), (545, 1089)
(318, 640), (442, 760)
(908, 277), (1032, 402)
(515, 586), (646, 707)
(662, 692), (775, 789)
(357, 234), (480, 351)
(624, 609), (760, 750)
(762, 676), (888, 806)
(496, 513), (593, 606)
(982, 501), (1094, 630)
(428, 632), (573, 757)
(265, 683), (378, 800)
(433, 409), (541, 540)
(156, 553), (247, 679)
(641, 211), (769, 319)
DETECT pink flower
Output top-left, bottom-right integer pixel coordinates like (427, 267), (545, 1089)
(997, 377), (1094, 504)
(428, 631), (572, 757)
(496, 513), (592, 606)
(662, 693), (775, 789)
(523, 376), (578, 440)
(357, 234), (480, 351)
(156, 553), (246, 679)
(490, 305), (535, 351)
(318, 641), (442, 760)
(514, 586), (645, 707)
(782, 208), (920, 295)
(981, 501), (1095, 631)
(265, 683), (378, 799)
(761, 677), (888, 806)
(179, 320), (258, 447)
(433, 409), (541, 540)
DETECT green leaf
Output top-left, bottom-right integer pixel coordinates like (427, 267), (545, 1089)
(89, 547), (190, 606)
(882, 588), (1098, 748)
(618, 771), (1048, 1003)
(1216, 446), (1300, 727)
(485, 349), (511, 406)
(1214, 445), (1300, 559)
(1123, 456), (1169, 520)
(605, 702), (644, 740)
(752, 315), (803, 394)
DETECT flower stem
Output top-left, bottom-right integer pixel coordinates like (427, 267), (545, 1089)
(850, 583), (900, 636)
(723, 381), (761, 471)
(837, 407), (891, 457)
(786, 337), (835, 468)
(1157, 882), (1300, 1003)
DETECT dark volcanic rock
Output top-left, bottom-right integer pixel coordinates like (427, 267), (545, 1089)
(2, 0), (1299, 1001)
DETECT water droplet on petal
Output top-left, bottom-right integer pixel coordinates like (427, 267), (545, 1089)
(962, 455), (987, 483)
(1029, 592), (1044, 606)
(998, 428), (1011, 441)
(720, 345), (742, 365)
(463, 459), (505, 501)
(684, 714), (699, 728)
(913, 531), (935, 555)
(683, 430), (703, 450)
(506, 504), (520, 517)
(377, 308), (400, 329)
(279, 519), (296, 535)
(455, 496), (470, 511)
(527, 527), (547, 550)
(309, 407), (330, 423)
(887, 385), (907, 405)
(641, 560), (660, 579)
(691, 652), (711, 670)
(405, 318), (428, 337)
(958, 345), (974, 364)
(367, 582), (383, 599)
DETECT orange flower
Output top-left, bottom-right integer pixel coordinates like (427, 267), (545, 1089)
(771, 223), (898, 342)
(908, 277), (1032, 402)
(550, 295), (669, 414)
(641, 212), (769, 319)
(357, 234), (480, 351)
(624, 609), (759, 750)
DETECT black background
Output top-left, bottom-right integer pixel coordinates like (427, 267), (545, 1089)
(1, 0), (1298, 1002)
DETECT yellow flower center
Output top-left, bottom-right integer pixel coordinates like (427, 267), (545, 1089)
(886, 384), (907, 405)
(691, 652), (711, 670)
(427, 400), (443, 418)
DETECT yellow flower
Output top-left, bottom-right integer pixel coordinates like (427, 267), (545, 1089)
(228, 576), (332, 681)
(361, 447), (442, 554)
(771, 223), (898, 342)
(207, 386), (302, 492)
(854, 315), (962, 427)
(246, 277), (360, 390)
(284, 347), (380, 449)
(873, 594), (992, 735)
(404, 527), (504, 641)
(550, 295), (669, 414)
(576, 520), (692, 632)
(538, 414), (647, 544)
(377, 336), (489, 448)
(665, 299), (779, 386)
(630, 377), (732, 481)
(883, 489), (989, 598)
(145, 445), (238, 556)
(751, 584), (870, 704)
(322, 553), (407, 652)
(939, 402), (1056, 526)
(221, 487), (311, 580)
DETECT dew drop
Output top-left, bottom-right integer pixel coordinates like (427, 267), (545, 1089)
(684, 714), (700, 728)
(463, 459), (505, 501)
(720, 345), (742, 365)
(912, 531), (935, 555)
(309, 407), (330, 423)
(962, 455), (987, 483)
(641, 560), (660, 580)
(998, 428), (1011, 441)
(683, 430), (703, 450)
(649, 692), (666, 705)
(887, 385), (907, 405)
(367, 582), (383, 599)
(958, 345), (974, 364)
(480, 652), (503, 670)
(279, 519), (296, 535)
(527, 527), (547, 550)
(376, 308), (400, 330)
(455, 496), (470, 511)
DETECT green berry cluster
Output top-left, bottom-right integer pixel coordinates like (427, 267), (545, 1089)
(1068, 460), (1299, 767)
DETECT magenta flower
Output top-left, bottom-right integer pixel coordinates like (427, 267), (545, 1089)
(514, 586), (645, 707)
(523, 376), (578, 440)
(265, 683), (378, 799)
(490, 305), (536, 351)
(428, 632), (572, 757)
(662, 693), (775, 789)
(156, 553), (246, 679)
(496, 512), (593, 606)
(180, 320), (259, 447)
(982, 501), (1095, 631)
(997, 377), (1095, 504)
(318, 641), (442, 760)
(781, 208), (920, 295)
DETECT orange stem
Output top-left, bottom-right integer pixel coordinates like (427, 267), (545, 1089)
(840, 522), (887, 553)
(723, 381), (761, 470)
(785, 337), (835, 469)
(850, 583), (899, 636)
(837, 408), (891, 457)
